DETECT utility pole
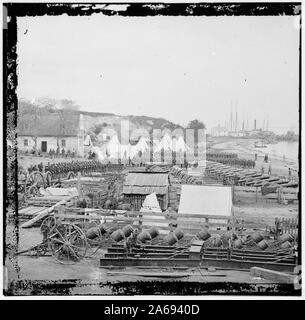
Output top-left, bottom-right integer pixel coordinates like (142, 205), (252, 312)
(235, 100), (238, 132)
(230, 101), (233, 132)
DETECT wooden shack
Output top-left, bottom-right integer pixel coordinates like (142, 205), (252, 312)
(122, 172), (169, 210)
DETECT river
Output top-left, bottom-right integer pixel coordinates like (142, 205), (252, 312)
(263, 141), (299, 162)
(212, 139), (299, 164)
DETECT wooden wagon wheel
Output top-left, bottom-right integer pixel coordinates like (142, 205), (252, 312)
(24, 171), (46, 197)
(40, 216), (57, 236)
(48, 222), (88, 264)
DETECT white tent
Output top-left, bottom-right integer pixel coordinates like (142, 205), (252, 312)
(155, 133), (173, 152)
(176, 136), (190, 152)
(119, 144), (132, 159)
(135, 136), (150, 153)
(92, 146), (107, 161)
(106, 135), (121, 158)
(84, 134), (92, 146)
(178, 185), (232, 231)
(140, 193), (168, 234)
(178, 185), (232, 216)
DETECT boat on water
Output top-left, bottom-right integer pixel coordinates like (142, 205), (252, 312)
(254, 141), (267, 148)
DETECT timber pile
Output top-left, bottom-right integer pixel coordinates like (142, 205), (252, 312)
(61, 172), (126, 208)
(11, 206), (49, 225)
(10, 195), (77, 226)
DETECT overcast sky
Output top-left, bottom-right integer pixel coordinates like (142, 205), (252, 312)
(17, 14), (300, 133)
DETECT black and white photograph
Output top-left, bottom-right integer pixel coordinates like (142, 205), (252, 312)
(2, 2), (301, 298)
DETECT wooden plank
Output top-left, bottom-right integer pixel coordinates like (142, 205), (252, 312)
(53, 213), (231, 226)
(18, 206), (37, 214)
(234, 186), (257, 192)
(100, 257), (296, 272)
(63, 209), (235, 221)
(265, 194), (298, 200)
(250, 267), (296, 284)
(21, 198), (73, 228)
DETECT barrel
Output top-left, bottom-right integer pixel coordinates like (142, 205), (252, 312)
(122, 224), (133, 238)
(85, 227), (100, 240)
(279, 233), (294, 243)
(197, 229), (211, 241)
(174, 228), (184, 240)
(257, 240), (268, 250)
(137, 230), (152, 243)
(251, 232), (264, 243)
(148, 227), (159, 239)
(233, 239), (243, 249)
(281, 241), (292, 249)
(110, 229), (125, 242)
(165, 232), (178, 245)
(98, 224), (108, 235)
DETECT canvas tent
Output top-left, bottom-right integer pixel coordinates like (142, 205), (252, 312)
(173, 136), (190, 152)
(178, 185), (232, 216)
(154, 133), (173, 152)
(140, 193), (168, 234)
(106, 135), (121, 158)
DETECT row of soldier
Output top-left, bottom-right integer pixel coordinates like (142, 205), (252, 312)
(26, 160), (123, 175)
(206, 152), (238, 159)
(211, 157), (256, 168)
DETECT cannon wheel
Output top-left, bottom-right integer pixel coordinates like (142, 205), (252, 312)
(40, 216), (57, 235)
(24, 171), (46, 197)
(67, 171), (75, 179)
(48, 222), (88, 265)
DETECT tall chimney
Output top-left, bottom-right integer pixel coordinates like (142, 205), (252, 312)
(254, 119), (257, 130)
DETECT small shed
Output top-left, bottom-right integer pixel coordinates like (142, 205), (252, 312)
(123, 172), (169, 210)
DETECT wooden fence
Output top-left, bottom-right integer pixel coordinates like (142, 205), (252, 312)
(53, 207), (273, 236)
(275, 217), (298, 239)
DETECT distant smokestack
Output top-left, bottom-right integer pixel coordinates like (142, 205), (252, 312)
(254, 119), (257, 130)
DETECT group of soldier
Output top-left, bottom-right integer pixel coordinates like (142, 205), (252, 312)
(212, 157), (256, 169)
(45, 160), (107, 175)
(207, 152), (238, 160)
(47, 148), (77, 158)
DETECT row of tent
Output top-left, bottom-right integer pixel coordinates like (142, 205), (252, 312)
(93, 133), (192, 160)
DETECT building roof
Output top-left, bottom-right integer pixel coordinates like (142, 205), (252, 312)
(18, 113), (80, 137)
(123, 172), (169, 195)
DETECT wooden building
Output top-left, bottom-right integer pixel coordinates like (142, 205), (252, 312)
(122, 172), (169, 211)
(17, 113), (92, 157)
